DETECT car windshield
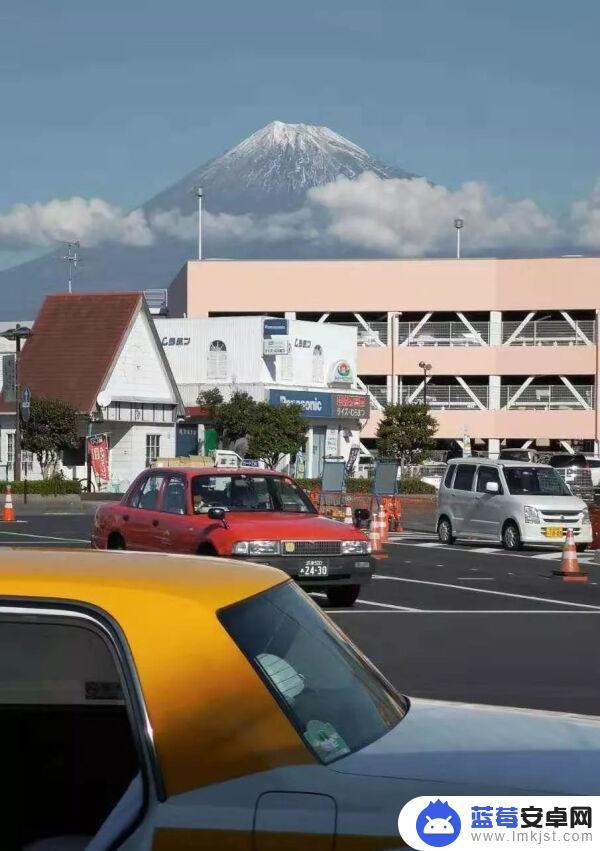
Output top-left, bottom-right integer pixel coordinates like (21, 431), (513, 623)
(503, 466), (571, 496)
(190, 474), (316, 514)
(219, 583), (407, 764)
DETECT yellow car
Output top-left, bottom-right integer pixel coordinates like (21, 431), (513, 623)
(5, 550), (600, 851)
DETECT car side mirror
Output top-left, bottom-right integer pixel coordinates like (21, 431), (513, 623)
(207, 507), (228, 528)
(486, 481), (500, 494)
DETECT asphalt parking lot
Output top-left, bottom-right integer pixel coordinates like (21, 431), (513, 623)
(3, 509), (600, 716)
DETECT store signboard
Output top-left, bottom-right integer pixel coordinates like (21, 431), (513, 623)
(263, 338), (290, 356)
(269, 389), (370, 420)
(263, 318), (289, 336)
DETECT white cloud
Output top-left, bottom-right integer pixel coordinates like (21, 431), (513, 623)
(5, 173), (600, 258)
(306, 173), (559, 255)
(0, 197), (154, 249)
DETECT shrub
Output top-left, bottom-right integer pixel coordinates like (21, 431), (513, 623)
(399, 476), (436, 495)
(0, 479), (81, 495)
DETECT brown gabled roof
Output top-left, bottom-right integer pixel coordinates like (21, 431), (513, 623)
(19, 292), (143, 413)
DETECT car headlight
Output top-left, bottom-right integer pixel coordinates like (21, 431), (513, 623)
(581, 507), (590, 525)
(524, 505), (540, 524)
(232, 540), (281, 556)
(341, 539), (372, 555)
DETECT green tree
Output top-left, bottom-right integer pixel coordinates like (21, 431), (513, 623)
(196, 388), (224, 422)
(375, 403), (438, 472)
(248, 403), (307, 469)
(215, 391), (258, 448)
(21, 398), (80, 479)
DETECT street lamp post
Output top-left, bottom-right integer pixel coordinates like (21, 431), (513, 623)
(454, 217), (464, 259)
(1, 324), (33, 482)
(418, 360), (432, 407)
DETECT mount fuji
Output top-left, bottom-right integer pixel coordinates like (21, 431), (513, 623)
(0, 121), (415, 317)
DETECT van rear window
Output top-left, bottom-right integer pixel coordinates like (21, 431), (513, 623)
(453, 465), (476, 491)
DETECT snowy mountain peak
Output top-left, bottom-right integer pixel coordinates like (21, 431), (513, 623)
(150, 120), (414, 215)
(232, 120), (371, 160)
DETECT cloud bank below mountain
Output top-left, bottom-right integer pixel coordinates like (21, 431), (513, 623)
(3, 173), (600, 257)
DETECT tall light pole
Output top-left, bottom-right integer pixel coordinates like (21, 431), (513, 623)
(195, 187), (203, 260)
(418, 360), (432, 407)
(2, 324), (33, 481)
(454, 217), (464, 260)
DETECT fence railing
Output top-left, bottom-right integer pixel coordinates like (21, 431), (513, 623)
(501, 384), (595, 409)
(502, 320), (595, 346)
(397, 321), (490, 346)
(366, 384), (388, 405)
(401, 384), (489, 409)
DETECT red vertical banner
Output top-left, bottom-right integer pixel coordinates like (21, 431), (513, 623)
(87, 434), (110, 483)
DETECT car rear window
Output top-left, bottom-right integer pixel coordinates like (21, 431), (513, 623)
(453, 464), (476, 491)
(219, 583), (407, 764)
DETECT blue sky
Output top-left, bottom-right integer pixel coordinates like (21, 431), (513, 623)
(0, 0), (598, 266)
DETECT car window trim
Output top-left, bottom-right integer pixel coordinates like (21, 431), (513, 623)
(127, 472), (168, 510)
(0, 599), (166, 806)
(157, 472), (190, 516)
(453, 463), (477, 492)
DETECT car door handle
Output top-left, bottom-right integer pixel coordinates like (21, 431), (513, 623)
(152, 519), (159, 527)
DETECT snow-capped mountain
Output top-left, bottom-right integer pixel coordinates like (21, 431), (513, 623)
(148, 121), (413, 214)
(0, 121), (416, 316)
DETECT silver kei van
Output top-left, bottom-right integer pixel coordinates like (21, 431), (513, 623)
(437, 458), (593, 551)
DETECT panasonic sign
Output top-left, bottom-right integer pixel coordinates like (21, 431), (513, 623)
(269, 389), (333, 418)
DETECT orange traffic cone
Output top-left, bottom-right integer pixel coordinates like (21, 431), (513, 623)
(368, 513), (382, 553)
(2, 485), (15, 522)
(378, 504), (389, 544)
(553, 529), (587, 583)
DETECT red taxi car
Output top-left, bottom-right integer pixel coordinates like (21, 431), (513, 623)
(92, 467), (373, 606)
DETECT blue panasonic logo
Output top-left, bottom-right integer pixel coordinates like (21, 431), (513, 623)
(279, 394), (323, 412)
(268, 389), (332, 418)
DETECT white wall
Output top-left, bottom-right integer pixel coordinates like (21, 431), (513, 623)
(155, 316), (358, 390)
(108, 422), (176, 491)
(104, 310), (177, 404)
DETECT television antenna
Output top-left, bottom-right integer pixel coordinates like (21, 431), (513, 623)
(61, 240), (81, 293)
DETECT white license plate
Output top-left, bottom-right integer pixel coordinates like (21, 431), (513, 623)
(298, 559), (329, 577)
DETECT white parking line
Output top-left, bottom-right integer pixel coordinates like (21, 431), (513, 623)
(372, 574), (600, 610)
(0, 530), (89, 544)
(312, 593), (419, 612)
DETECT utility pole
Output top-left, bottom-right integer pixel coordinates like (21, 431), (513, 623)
(194, 187), (203, 260)
(61, 241), (80, 293)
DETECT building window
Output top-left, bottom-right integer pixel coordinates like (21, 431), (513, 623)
(145, 434), (161, 468)
(207, 340), (227, 380)
(7, 434), (14, 466)
(312, 345), (324, 384)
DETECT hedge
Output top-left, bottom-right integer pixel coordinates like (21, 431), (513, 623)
(297, 476), (436, 495)
(0, 479), (82, 495)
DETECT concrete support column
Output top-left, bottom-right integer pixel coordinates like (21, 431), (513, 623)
(488, 375), (501, 410)
(306, 427), (314, 478)
(490, 310), (502, 346)
(284, 311), (296, 320)
(488, 438), (500, 458)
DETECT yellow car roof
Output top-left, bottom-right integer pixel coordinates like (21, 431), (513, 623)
(0, 550), (314, 794)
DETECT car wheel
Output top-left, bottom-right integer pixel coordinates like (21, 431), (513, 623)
(576, 543), (588, 553)
(438, 517), (455, 545)
(107, 533), (125, 550)
(502, 521), (522, 551)
(326, 585), (361, 608)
